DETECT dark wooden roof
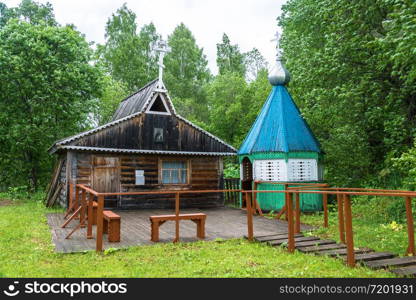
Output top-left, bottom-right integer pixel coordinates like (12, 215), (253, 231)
(49, 80), (237, 155)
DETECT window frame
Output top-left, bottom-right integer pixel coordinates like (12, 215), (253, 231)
(158, 158), (190, 185)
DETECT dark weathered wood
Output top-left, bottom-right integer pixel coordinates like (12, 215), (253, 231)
(365, 256), (416, 269)
(47, 207), (310, 253)
(297, 243), (347, 253)
(45, 159), (65, 206)
(266, 236), (320, 245)
(316, 248), (373, 257)
(47, 183), (63, 207)
(347, 252), (395, 263)
(255, 233), (304, 242)
(270, 238), (335, 247)
(290, 239), (336, 248)
(391, 265), (416, 277)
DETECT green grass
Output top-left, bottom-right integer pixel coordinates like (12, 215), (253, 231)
(301, 196), (415, 256)
(0, 197), (396, 278)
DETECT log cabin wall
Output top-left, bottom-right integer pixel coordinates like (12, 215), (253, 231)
(72, 114), (232, 153)
(69, 151), (224, 209)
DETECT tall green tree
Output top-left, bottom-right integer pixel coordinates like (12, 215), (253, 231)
(206, 69), (271, 147)
(164, 23), (211, 123)
(100, 4), (160, 92)
(244, 48), (268, 82)
(0, 19), (102, 190)
(279, 0), (416, 187)
(216, 33), (246, 76)
(0, 0), (56, 27)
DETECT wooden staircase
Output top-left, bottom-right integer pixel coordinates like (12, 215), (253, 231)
(251, 232), (416, 277)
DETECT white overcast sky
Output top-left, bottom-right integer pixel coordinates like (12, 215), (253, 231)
(3, 0), (286, 73)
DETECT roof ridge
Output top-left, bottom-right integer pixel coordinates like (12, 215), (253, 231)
(120, 78), (158, 103)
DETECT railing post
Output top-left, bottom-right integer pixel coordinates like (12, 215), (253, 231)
(68, 183), (74, 215)
(287, 192), (295, 253)
(323, 193), (328, 228)
(343, 194), (355, 267)
(87, 193), (93, 239)
(337, 192), (346, 243)
(284, 184), (288, 221)
(295, 192), (301, 234)
(246, 192), (254, 241)
(405, 196), (415, 256)
(74, 185), (80, 219)
(80, 189), (86, 228)
(253, 181), (257, 215)
(174, 192), (180, 243)
(96, 194), (104, 252)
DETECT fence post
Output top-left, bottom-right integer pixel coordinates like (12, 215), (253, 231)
(68, 183), (74, 215)
(343, 194), (355, 267)
(323, 193), (328, 228)
(87, 193), (93, 239)
(337, 192), (346, 243)
(246, 192), (254, 241)
(405, 196), (415, 256)
(74, 185), (80, 219)
(295, 192), (301, 234)
(96, 194), (104, 252)
(80, 189), (86, 228)
(284, 184), (288, 221)
(174, 192), (180, 243)
(287, 192), (295, 253)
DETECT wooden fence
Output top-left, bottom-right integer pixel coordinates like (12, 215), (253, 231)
(223, 178), (240, 208)
(65, 182), (415, 269)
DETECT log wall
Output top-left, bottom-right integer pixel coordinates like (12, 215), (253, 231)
(61, 151), (224, 209)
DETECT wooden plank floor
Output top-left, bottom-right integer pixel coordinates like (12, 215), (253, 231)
(254, 233), (416, 277)
(47, 207), (312, 253)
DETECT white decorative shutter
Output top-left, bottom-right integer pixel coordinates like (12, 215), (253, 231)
(288, 159), (318, 181)
(253, 160), (287, 181)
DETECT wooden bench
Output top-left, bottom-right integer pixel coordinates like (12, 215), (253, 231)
(103, 210), (121, 242)
(149, 213), (207, 242)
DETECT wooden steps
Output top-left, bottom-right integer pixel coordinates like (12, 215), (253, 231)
(391, 265), (416, 277)
(365, 256), (416, 269)
(350, 252), (395, 263)
(316, 247), (373, 257)
(252, 233), (416, 277)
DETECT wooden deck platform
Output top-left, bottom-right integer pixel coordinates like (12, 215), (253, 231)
(47, 207), (312, 253)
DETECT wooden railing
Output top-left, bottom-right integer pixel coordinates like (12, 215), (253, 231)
(67, 183), (415, 269)
(223, 178), (240, 207)
(70, 184), (242, 252)
(243, 187), (416, 267)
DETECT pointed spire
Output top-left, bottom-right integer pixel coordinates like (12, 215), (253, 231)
(153, 38), (171, 90)
(268, 31), (290, 86)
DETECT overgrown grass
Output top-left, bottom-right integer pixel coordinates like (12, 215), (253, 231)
(301, 196), (416, 255)
(0, 196), (395, 278)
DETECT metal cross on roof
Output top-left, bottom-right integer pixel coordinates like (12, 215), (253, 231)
(154, 39), (171, 89)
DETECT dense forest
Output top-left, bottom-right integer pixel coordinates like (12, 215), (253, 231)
(0, 0), (415, 192)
